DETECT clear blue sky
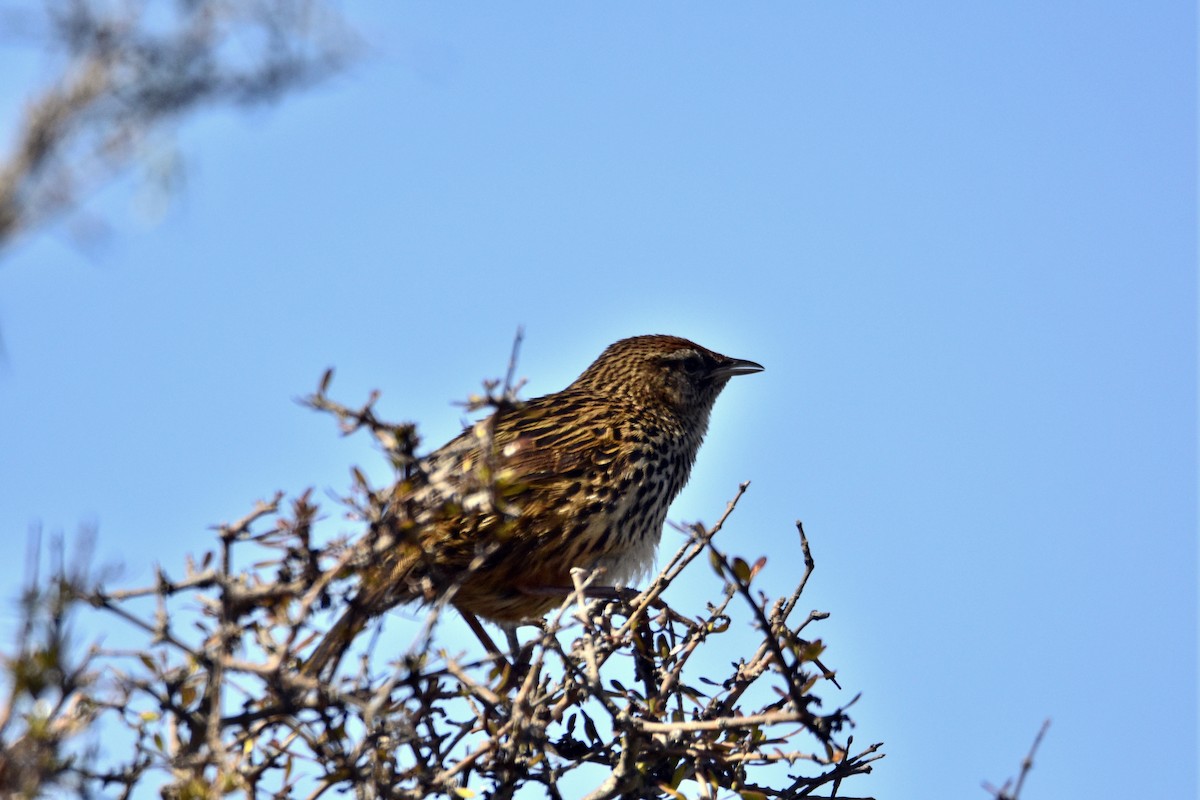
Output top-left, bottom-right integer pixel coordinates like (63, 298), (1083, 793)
(1, 4), (1195, 798)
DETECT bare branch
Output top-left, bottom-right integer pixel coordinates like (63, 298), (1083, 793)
(984, 719), (1052, 800)
(2, 376), (884, 798)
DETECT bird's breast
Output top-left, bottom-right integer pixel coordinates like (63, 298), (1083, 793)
(559, 444), (688, 587)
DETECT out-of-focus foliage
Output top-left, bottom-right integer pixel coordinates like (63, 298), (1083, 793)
(0, 0), (356, 251)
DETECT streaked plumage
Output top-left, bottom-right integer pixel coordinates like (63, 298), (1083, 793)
(303, 334), (762, 676)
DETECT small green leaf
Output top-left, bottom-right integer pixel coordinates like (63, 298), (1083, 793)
(798, 639), (826, 661)
(733, 557), (751, 582)
(583, 715), (600, 744)
(671, 759), (687, 788)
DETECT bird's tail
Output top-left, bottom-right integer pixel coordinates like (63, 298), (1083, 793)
(301, 602), (371, 679)
(300, 543), (423, 679)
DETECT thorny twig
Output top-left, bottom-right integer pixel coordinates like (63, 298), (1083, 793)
(2, 375), (883, 799)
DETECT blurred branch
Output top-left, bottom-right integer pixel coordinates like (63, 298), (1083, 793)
(984, 719), (1051, 800)
(0, 0), (358, 251)
(0, 528), (105, 798)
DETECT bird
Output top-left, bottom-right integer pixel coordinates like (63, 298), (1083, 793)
(302, 334), (763, 677)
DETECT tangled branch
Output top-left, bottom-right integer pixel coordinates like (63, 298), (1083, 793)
(1, 374), (882, 799)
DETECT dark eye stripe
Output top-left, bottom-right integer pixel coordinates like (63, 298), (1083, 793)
(660, 350), (706, 371)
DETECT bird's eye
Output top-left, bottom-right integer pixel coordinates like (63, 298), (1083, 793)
(679, 353), (705, 373)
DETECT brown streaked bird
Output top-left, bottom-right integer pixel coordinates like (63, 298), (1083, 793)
(303, 334), (763, 677)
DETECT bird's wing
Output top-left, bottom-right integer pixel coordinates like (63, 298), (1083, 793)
(416, 394), (632, 496)
(488, 396), (630, 486)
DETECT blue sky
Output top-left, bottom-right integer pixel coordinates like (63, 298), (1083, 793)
(1, 3), (1196, 798)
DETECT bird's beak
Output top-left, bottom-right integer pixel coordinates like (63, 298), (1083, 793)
(708, 357), (764, 380)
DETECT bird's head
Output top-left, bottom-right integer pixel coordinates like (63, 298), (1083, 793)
(572, 335), (763, 424)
